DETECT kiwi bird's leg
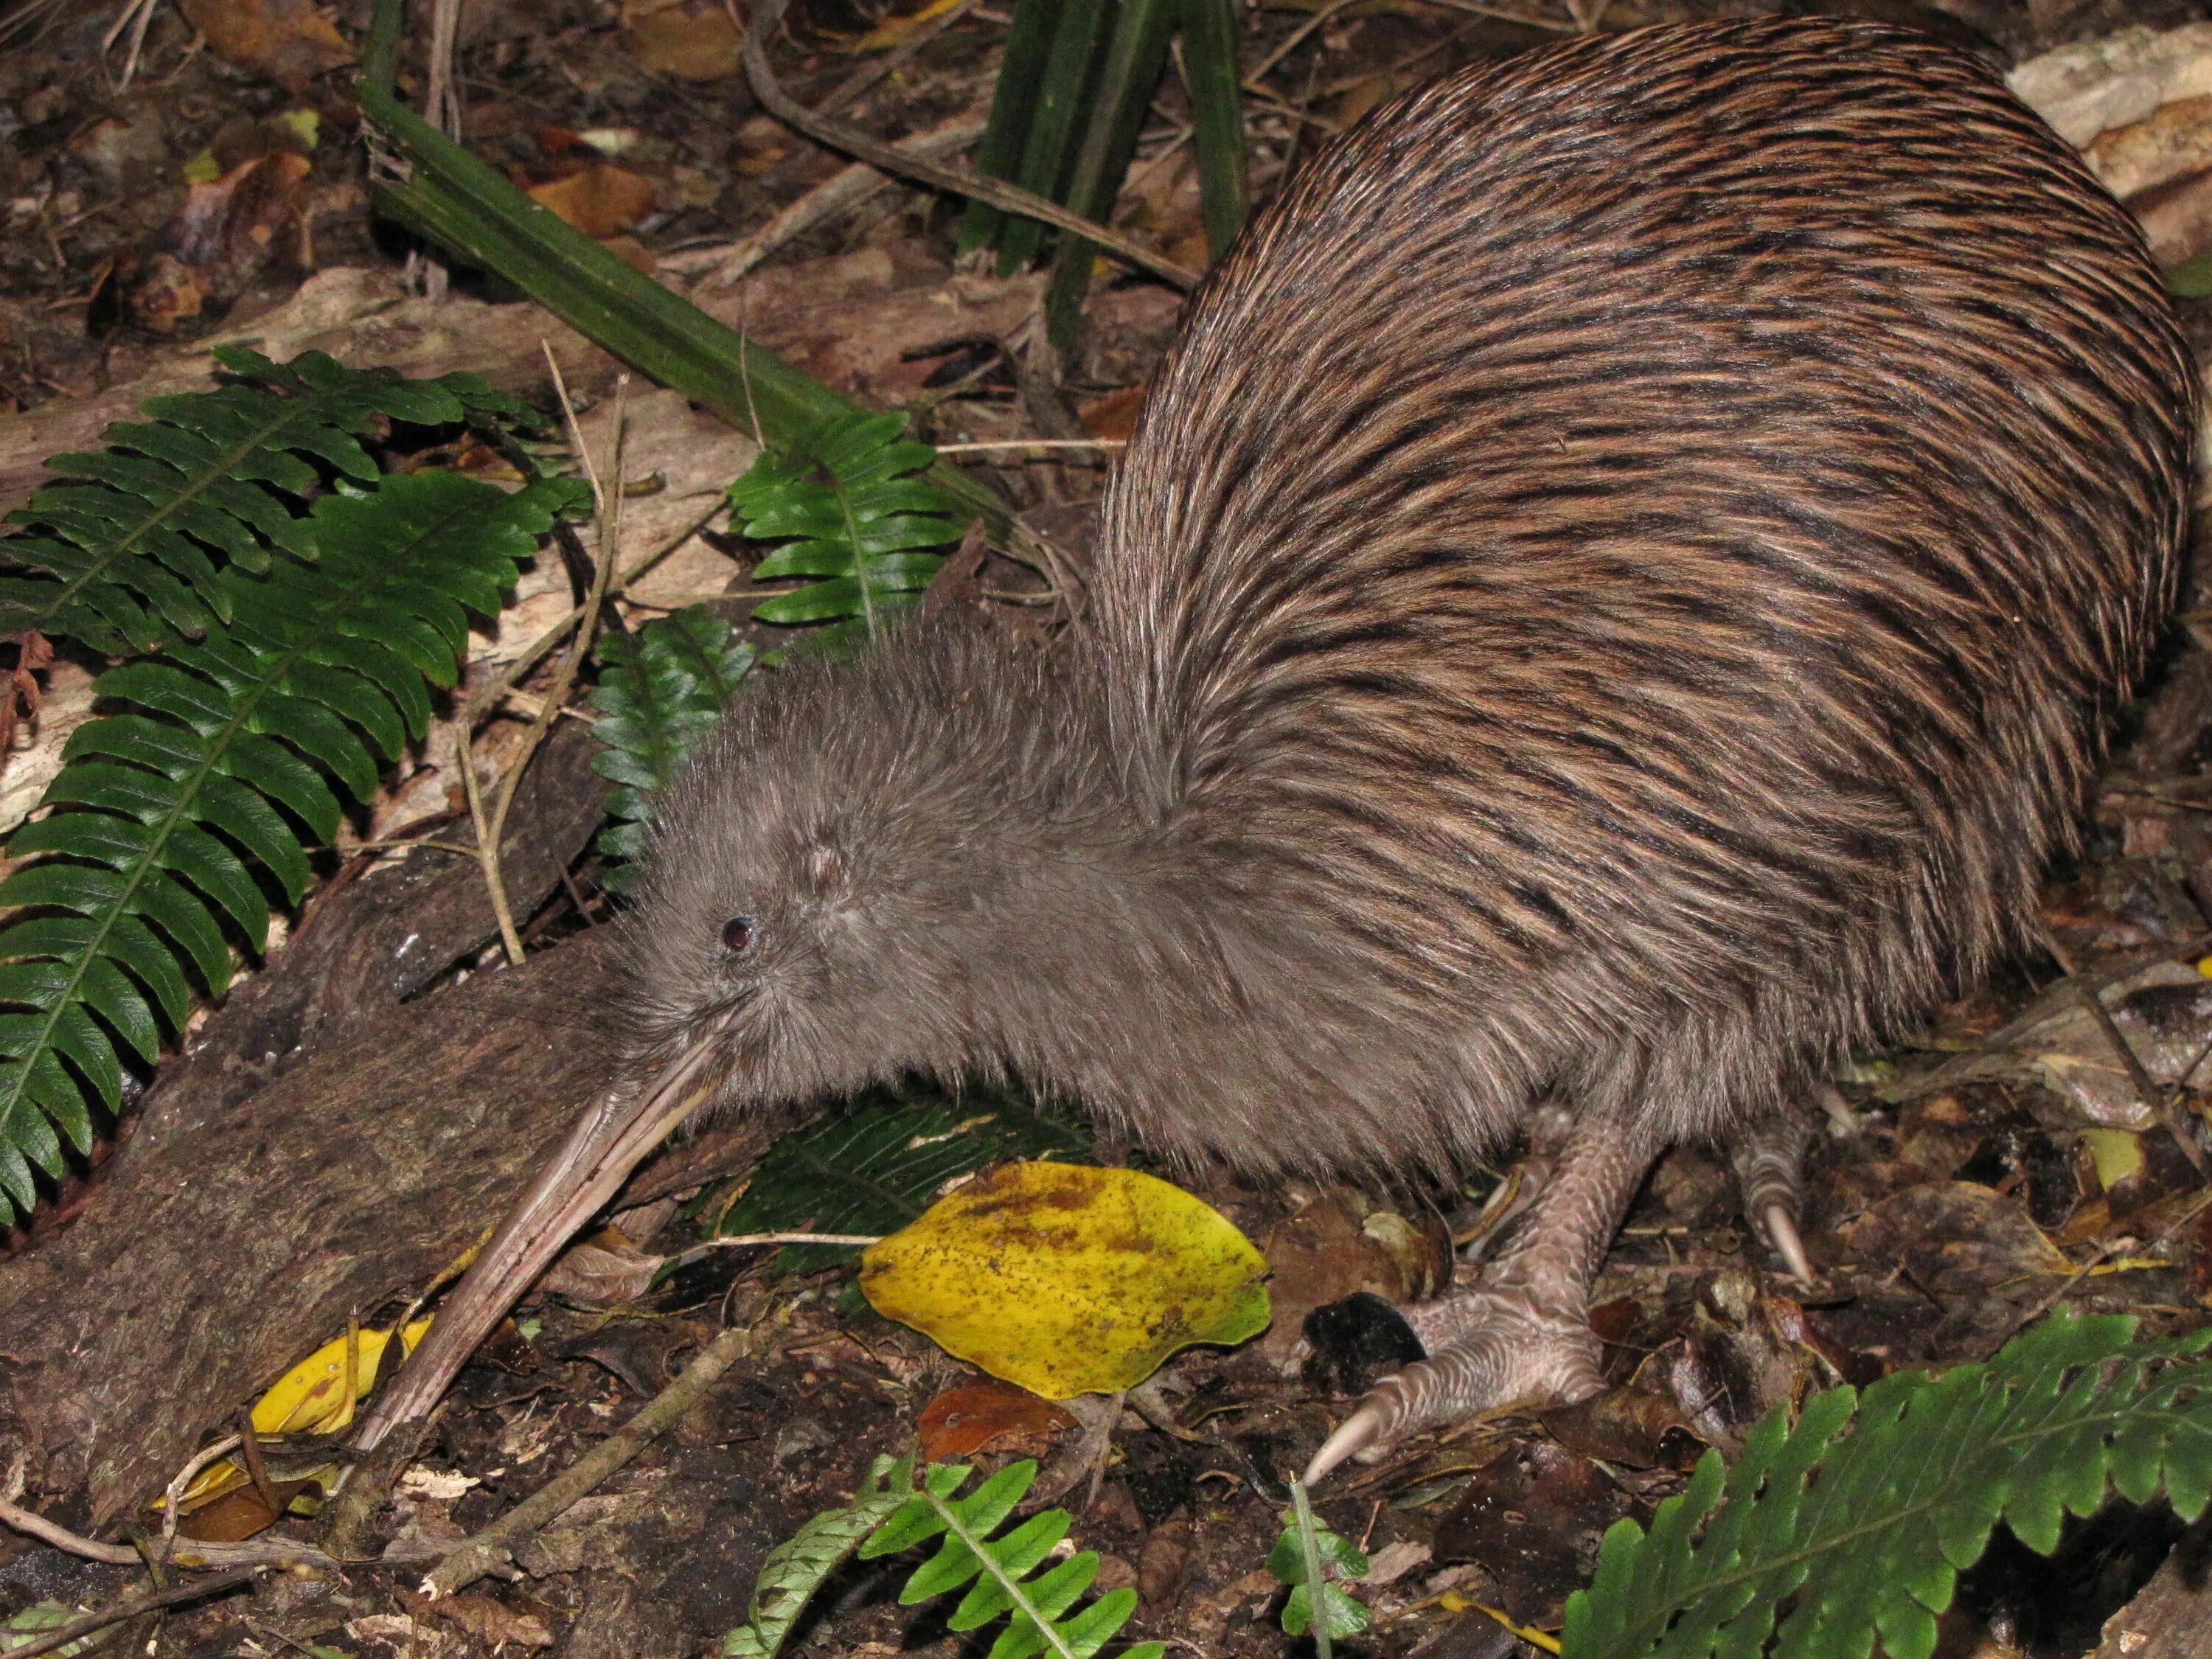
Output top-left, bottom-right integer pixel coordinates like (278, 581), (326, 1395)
(1304, 1116), (1658, 1484)
(349, 1038), (731, 1458)
(1730, 1099), (1816, 1285)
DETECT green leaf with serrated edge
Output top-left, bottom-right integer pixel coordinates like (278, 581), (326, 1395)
(755, 1457), (1160, 1659)
(1560, 1313), (2212, 1659)
(587, 605), (754, 892)
(0, 347), (516, 652)
(0, 460), (567, 1222)
(947, 1509), (1076, 1630)
(718, 1464), (908, 1659)
(1281, 1582), (1371, 1640)
(727, 410), (966, 647)
(900, 1461), (1037, 1602)
(698, 1084), (1089, 1275)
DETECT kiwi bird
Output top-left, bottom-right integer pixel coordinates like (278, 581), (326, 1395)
(358, 15), (2198, 1481)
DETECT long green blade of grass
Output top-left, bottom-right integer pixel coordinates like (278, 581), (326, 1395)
(956, 0), (1060, 257)
(355, 0), (1006, 529)
(1179, 0), (1249, 260)
(1045, 0), (1180, 347)
(996, 0), (1113, 274)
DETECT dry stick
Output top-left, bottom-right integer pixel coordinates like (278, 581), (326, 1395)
(465, 353), (624, 964)
(476, 358), (626, 965)
(742, 0), (1198, 291)
(157, 1435), (245, 1559)
(1, 1457), (425, 1573)
(936, 439), (1127, 455)
(1999, 1186), (2212, 1344)
(2045, 929), (2211, 1178)
(424, 1317), (768, 1597)
(0, 1490), (438, 1573)
(1885, 931), (2212, 1104)
(456, 495), (728, 734)
(455, 715), (516, 962)
(235, 1413), (282, 1523)
(0, 1566), (262, 1659)
(697, 114), (990, 290)
(1422, 0), (1579, 31)
(1247, 0), (1365, 85)
(815, 0), (981, 117)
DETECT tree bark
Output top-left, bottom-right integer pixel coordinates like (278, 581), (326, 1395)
(0, 929), (633, 1526)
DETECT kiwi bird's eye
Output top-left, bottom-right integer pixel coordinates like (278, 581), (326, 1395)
(720, 915), (758, 956)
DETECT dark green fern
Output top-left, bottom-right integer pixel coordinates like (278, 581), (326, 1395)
(726, 411), (967, 658)
(0, 347), (530, 655)
(1562, 1310), (2212, 1659)
(0, 466), (580, 1218)
(723, 1453), (1162, 1659)
(587, 606), (754, 895)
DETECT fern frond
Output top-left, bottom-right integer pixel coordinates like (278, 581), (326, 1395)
(0, 469), (580, 1219)
(721, 1464), (909, 1659)
(588, 605), (753, 894)
(723, 1453), (1162, 1659)
(726, 411), (967, 658)
(1562, 1310), (2212, 1659)
(0, 347), (530, 655)
(858, 1458), (1164, 1659)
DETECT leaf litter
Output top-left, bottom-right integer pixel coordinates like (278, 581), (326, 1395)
(4, 1), (2212, 1655)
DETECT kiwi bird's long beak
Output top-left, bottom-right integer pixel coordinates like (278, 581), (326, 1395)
(351, 1036), (731, 1456)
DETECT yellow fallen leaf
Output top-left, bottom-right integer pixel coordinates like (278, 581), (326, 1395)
(170, 1317), (432, 1512)
(860, 1162), (1270, 1397)
(855, 0), (967, 52)
(2081, 1127), (2146, 1190)
(252, 1316), (434, 1436)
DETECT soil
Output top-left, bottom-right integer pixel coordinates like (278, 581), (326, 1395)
(3, 0), (2212, 1656)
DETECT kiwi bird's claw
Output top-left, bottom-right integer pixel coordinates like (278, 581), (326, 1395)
(1304, 1397), (1391, 1485)
(1306, 1290), (1604, 1484)
(1732, 1104), (1817, 1282)
(1760, 1200), (1816, 1284)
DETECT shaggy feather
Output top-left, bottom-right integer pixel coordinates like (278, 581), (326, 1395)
(628, 15), (2197, 1189)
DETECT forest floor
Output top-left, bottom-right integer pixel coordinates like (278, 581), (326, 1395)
(6, 0), (2212, 1656)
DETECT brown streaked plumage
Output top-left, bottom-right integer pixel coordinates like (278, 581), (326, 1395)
(358, 15), (2199, 1479)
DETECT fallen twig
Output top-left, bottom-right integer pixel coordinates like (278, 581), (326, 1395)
(0, 1565), (262, 1659)
(424, 1315), (769, 1596)
(742, 0), (1198, 290)
(695, 114), (989, 291)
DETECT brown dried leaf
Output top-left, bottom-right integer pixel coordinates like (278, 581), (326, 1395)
(173, 1477), (313, 1542)
(538, 1240), (663, 1307)
(1259, 1189), (1447, 1360)
(1540, 1388), (1705, 1472)
(1434, 1441), (1633, 1626)
(1841, 1180), (2070, 1296)
(917, 1380), (1077, 1461)
(622, 0), (744, 80)
(178, 0), (355, 90)
(405, 1591), (554, 1649)
(526, 164), (661, 237)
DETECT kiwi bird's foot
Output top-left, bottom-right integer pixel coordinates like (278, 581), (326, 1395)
(1731, 1102), (1818, 1284)
(1303, 1284), (1603, 1484)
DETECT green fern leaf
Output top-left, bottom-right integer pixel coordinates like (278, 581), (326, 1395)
(720, 1454), (912, 1659)
(0, 468), (580, 1221)
(1561, 1310), (2212, 1659)
(856, 1459), (1161, 1659)
(726, 410), (966, 658)
(0, 346), (531, 655)
(588, 605), (753, 894)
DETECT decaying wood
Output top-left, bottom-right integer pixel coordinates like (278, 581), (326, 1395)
(2093, 1523), (2212, 1659)
(131, 720), (608, 1155)
(0, 928), (633, 1526)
